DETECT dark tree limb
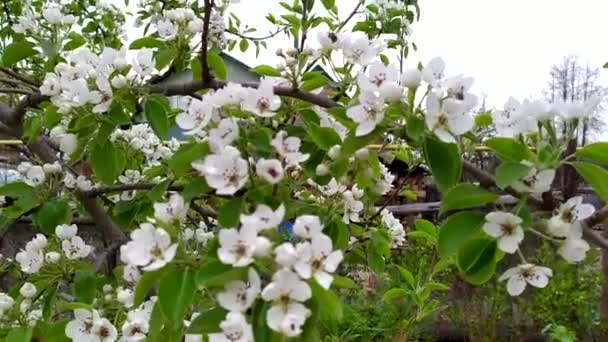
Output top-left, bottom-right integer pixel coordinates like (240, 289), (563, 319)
(200, 0), (214, 83)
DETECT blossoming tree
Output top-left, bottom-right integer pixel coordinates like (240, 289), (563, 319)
(0, 0), (607, 340)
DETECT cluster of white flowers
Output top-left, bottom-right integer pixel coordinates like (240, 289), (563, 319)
(380, 209), (406, 248)
(66, 309), (118, 341)
(117, 169), (143, 201)
(13, 4), (76, 33)
(15, 234), (48, 274)
(492, 96), (601, 137)
(208, 10), (228, 49)
(40, 47), (135, 114)
(63, 173), (95, 192)
(56, 224), (93, 260)
(111, 124), (181, 167)
(16, 161), (61, 187)
(485, 196), (595, 296)
(156, 8), (204, 41)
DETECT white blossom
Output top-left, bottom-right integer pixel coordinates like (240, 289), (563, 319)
(293, 234), (343, 289)
(208, 118), (239, 152)
(240, 204), (285, 232)
(347, 91), (385, 136)
(421, 57), (445, 87)
(218, 226), (271, 267)
(262, 269), (312, 337)
(217, 268), (261, 312)
(255, 159), (284, 184)
(482, 211), (524, 254)
(241, 78), (281, 117)
(193, 146), (249, 195)
(208, 312), (253, 342)
(511, 166), (555, 194)
(293, 215), (323, 239)
(62, 236), (92, 260)
(271, 131), (309, 167)
(154, 193), (188, 223)
(401, 68), (422, 88)
(425, 92), (473, 143)
(547, 196), (595, 238)
(19, 282), (36, 298)
(56, 224), (78, 240)
(499, 264), (552, 296)
(121, 223), (178, 271)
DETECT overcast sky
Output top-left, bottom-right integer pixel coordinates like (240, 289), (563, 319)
(117, 0), (608, 109)
(222, 0), (608, 109)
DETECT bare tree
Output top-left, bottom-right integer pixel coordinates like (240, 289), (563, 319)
(545, 55), (604, 145)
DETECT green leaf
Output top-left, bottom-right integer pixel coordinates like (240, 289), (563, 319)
(397, 266), (416, 288)
(485, 137), (531, 162)
(383, 288), (408, 302)
(310, 281), (343, 331)
(180, 177), (209, 201)
(187, 307), (227, 334)
(191, 57), (202, 80)
(423, 137), (462, 192)
(301, 71), (329, 91)
(367, 251), (385, 273)
(129, 37), (164, 49)
(196, 260), (247, 288)
(251, 64), (282, 77)
(133, 269), (163, 306)
(406, 114), (425, 142)
(144, 95), (170, 139)
(168, 143), (208, 177)
(6, 327), (33, 342)
(155, 48), (177, 70)
(218, 197), (245, 228)
(239, 39), (249, 52)
(158, 267), (196, 326)
(147, 179), (171, 202)
(44, 319), (70, 342)
(332, 275), (357, 289)
(321, 0), (335, 10)
(64, 33), (86, 51)
(326, 219), (349, 250)
(573, 162), (608, 201)
(90, 141), (126, 185)
(23, 114), (43, 143)
(73, 270), (96, 304)
(2, 41), (38, 66)
(415, 219), (437, 239)
(32, 200), (72, 235)
(0, 181), (36, 198)
(308, 123), (341, 150)
(495, 162), (530, 189)
(207, 50), (227, 80)
(456, 238), (497, 285)
(441, 183), (498, 212)
(43, 105), (62, 128)
(438, 211), (485, 258)
(576, 142), (608, 164)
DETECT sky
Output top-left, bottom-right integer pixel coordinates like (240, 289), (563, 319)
(117, 0), (608, 109)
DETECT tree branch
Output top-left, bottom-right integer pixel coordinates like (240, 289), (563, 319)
(85, 183), (185, 197)
(200, 0), (214, 83)
(225, 27), (286, 41)
(0, 67), (40, 87)
(0, 88), (33, 95)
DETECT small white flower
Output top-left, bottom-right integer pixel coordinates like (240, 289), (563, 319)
(511, 166), (555, 194)
(25, 166), (46, 186)
(111, 75), (128, 88)
(267, 301), (310, 337)
(327, 145), (341, 160)
(347, 91), (386, 137)
(19, 282), (36, 298)
(65, 309), (99, 341)
(176, 98), (214, 135)
(133, 49), (155, 77)
(317, 31), (345, 50)
(154, 193), (188, 224)
(293, 215), (323, 239)
(43, 162), (62, 174)
(157, 19), (178, 40)
(274, 243), (298, 268)
(401, 68), (422, 88)
(193, 146), (249, 195)
(342, 190), (364, 224)
(342, 36), (384, 66)
(123, 264), (141, 283)
(208, 118), (239, 152)
(187, 18), (204, 34)
(218, 226), (270, 267)
(492, 97), (537, 137)
(421, 57), (445, 87)
(76, 176), (94, 191)
(56, 224), (78, 240)
(293, 234), (343, 289)
(45, 252), (61, 263)
(217, 268), (261, 312)
(0, 293), (14, 312)
(208, 312), (253, 342)
(357, 61), (401, 101)
(92, 76), (113, 113)
(262, 269), (312, 337)
(91, 317), (118, 342)
(43, 6), (63, 25)
(255, 159), (284, 184)
(241, 78), (281, 117)
(425, 93), (473, 143)
(559, 235), (590, 264)
(62, 236), (92, 260)
(499, 264), (553, 296)
(121, 223), (178, 271)
(547, 196), (595, 238)
(240, 204), (285, 232)
(482, 211), (524, 254)
(116, 287), (134, 308)
(271, 131), (309, 167)
(16, 245), (44, 274)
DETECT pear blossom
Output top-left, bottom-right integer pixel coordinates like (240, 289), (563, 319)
(193, 146), (249, 195)
(293, 215), (323, 239)
(347, 91), (386, 136)
(499, 264), (553, 296)
(293, 234), (343, 289)
(45, 252), (61, 264)
(116, 287), (134, 308)
(274, 243), (298, 268)
(92, 76), (113, 113)
(0, 293), (14, 313)
(483, 211), (524, 254)
(317, 31), (345, 50)
(547, 196), (595, 238)
(218, 225), (271, 267)
(444, 75), (478, 110)
(132, 49), (155, 77)
(240, 204), (285, 232)
(357, 61), (402, 101)
(421, 57), (445, 87)
(492, 97), (537, 137)
(25, 166), (46, 186)
(241, 78), (281, 117)
(154, 193), (188, 223)
(267, 302), (311, 337)
(16, 237), (45, 274)
(262, 269), (312, 337)
(559, 234), (590, 264)
(43, 6), (63, 24)
(121, 223), (178, 271)
(65, 309), (100, 341)
(255, 159), (284, 184)
(316, 107), (347, 140)
(91, 318), (118, 342)
(158, 19), (178, 40)
(208, 312), (253, 342)
(271, 131), (309, 167)
(401, 68), (422, 88)
(176, 98), (214, 135)
(56, 224), (78, 240)
(342, 36), (384, 66)
(511, 166), (555, 194)
(76, 175), (94, 191)
(208, 118), (240, 152)
(217, 268), (261, 312)
(62, 236), (93, 260)
(19, 282), (36, 298)
(425, 93), (474, 143)
(381, 209), (406, 247)
(342, 189), (364, 224)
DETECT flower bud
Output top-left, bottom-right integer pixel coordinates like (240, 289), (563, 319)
(315, 164), (329, 176)
(328, 145), (341, 160)
(19, 283), (36, 298)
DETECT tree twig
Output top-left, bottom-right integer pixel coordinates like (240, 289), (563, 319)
(0, 88), (33, 95)
(200, 0), (214, 83)
(0, 67), (40, 87)
(225, 27), (286, 41)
